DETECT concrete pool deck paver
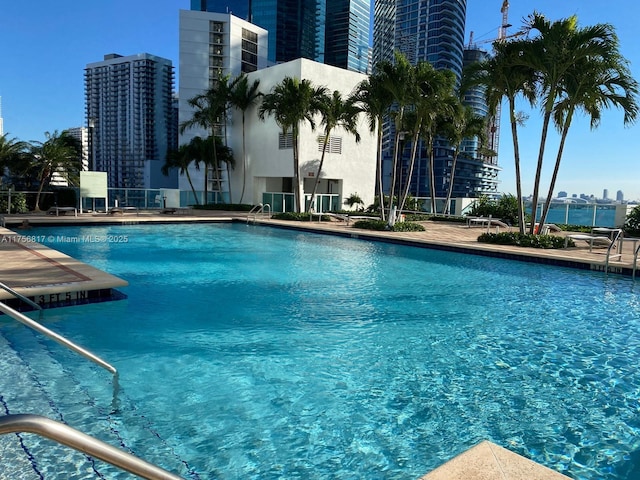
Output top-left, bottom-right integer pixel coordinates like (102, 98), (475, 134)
(0, 210), (632, 479)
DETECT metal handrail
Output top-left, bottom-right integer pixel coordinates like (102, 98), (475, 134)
(633, 242), (640, 280)
(0, 281), (43, 311)
(604, 229), (624, 274)
(0, 414), (184, 480)
(0, 301), (120, 405)
(247, 203), (271, 223)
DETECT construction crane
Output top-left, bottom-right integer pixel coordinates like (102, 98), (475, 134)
(467, 0), (525, 49)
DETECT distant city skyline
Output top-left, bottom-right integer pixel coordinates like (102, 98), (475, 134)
(1, 0), (639, 200)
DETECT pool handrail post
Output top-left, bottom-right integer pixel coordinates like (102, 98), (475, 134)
(0, 414), (185, 480)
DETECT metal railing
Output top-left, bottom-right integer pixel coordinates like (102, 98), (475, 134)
(0, 285), (119, 404)
(604, 229), (624, 274)
(0, 281), (43, 312)
(247, 203), (271, 223)
(633, 243), (640, 280)
(0, 414), (184, 480)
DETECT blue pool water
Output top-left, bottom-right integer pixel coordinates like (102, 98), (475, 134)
(2, 223), (640, 479)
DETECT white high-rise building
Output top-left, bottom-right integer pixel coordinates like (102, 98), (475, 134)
(179, 10), (269, 200)
(85, 53), (178, 189)
(0, 96), (4, 135)
(66, 127), (90, 172)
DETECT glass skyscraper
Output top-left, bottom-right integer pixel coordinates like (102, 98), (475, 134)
(373, 0), (466, 80)
(373, 0), (499, 200)
(193, 0), (370, 73)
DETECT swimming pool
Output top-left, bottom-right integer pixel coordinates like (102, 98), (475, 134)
(2, 222), (640, 479)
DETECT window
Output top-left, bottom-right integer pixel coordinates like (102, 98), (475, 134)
(279, 132), (293, 149)
(317, 136), (342, 154)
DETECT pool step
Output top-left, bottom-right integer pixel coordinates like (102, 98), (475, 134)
(0, 324), (196, 479)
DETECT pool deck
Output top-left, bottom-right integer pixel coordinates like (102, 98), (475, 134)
(0, 209), (630, 479)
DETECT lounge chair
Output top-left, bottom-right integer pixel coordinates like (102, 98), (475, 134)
(467, 216), (509, 233)
(565, 234), (612, 252)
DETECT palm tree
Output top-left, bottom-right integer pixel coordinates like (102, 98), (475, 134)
(376, 52), (415, 220)
(441, 103), (487, 215)
(259, 77), (327, 212)
(465, 39), (537, 233)
(307, 90), (361, 212)
(537, 51), (638, 228)
(228, 74), (261, 204)
(353, 74), (394, 221)
(163, 142), (201, 205)
(401, 63), (457, 215)
(28, 131), (82, 211)
(0, 134), (29, 181)
(523, 12), (622, 233)
(180, 73), (233, 204)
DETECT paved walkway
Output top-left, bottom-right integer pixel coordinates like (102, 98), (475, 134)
(0, 210), (634, 479)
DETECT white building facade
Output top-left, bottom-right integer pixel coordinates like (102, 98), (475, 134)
(179, 10), (269, 203)
(179, 9), (377, 211)
(232, 58), (377, 212)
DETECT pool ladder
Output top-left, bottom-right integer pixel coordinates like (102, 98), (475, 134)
(247, 203), (271, 223)
(604, 229), (624, 274)
(0, 414), (184, 479)
(633, 242), (640, 280)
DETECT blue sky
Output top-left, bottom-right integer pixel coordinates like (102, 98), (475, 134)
(1, 1), (638, 200)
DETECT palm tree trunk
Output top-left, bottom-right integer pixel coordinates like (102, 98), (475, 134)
(308, 132), (330, 212)
(388, 131), (402, 221)
(509, 99), (525, 234)
(538, 111), (573, 229)
(377, 127), (386, 221)
(239, 115), (247, 204)
(399, 131), (421, 213)
(429, 147), (437, 214)
(443, 150), (459, 215)
(293, 131), (301, 212)
(185, 168), (200, 206)
(528, 109), (553, 234)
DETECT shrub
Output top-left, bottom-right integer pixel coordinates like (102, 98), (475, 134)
(352, 219), (425, 232)
(477, 232), (573, 249)
(625, 205), (640, 236)
(272, 212), (320, 221)
(469, 194), (520, 225)
(0, 192), (28, 213)
(353, 219), (388, 231)
(391, 221), (425, 232)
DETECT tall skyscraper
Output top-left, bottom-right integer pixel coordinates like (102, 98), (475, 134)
(84, 53), (177, 189)
(193, 0), (370, 73)
(373, 0), (499, 200)
(0, 96), (4, 135)
(191, 0), (250, 20)
(373, 0), (466, 78)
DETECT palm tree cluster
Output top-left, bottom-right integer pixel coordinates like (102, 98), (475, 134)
(468, 12), (638, 234)
(354, 52), (487, 222)
(1, 130), (82, 211)
(178, 72), (366, 213)
(178, 57), (487, 217)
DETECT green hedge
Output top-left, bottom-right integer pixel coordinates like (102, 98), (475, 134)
(353, 219), (425, 232)
(272, 212), (320, 221)
(478, 232), (573, 249)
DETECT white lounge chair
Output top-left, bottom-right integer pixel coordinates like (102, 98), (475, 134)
(467, 216), (509, 233)
(565, 234), (612, 252)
